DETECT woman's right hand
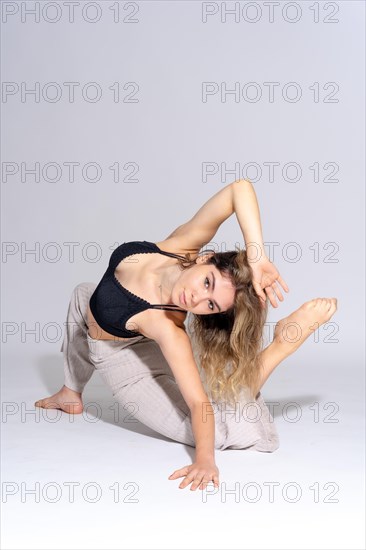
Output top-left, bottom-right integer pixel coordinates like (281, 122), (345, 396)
(168, 459), (220, 491)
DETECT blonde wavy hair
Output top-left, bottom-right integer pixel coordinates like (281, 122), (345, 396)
(175, 245), (269, 405)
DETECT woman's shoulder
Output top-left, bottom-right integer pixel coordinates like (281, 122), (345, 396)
(137, 307), (187, 341)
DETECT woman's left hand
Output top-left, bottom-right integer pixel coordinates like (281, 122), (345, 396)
(168, 460), (220, 491)
(249, 255), (289, 308)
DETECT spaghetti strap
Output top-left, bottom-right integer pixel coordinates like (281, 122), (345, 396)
(150, 304), (185, 310)
(155, 248), (188, 261)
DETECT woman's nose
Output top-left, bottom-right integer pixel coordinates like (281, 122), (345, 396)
(191, 288), (208, 306)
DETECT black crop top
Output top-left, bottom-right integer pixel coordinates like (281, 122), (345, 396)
(89, 240), (188, 338)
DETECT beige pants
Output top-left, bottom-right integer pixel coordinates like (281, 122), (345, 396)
(60, 282), (279, 452)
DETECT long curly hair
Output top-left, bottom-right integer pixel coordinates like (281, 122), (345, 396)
(174, 245), (269, 405)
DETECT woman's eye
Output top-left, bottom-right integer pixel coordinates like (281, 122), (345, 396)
(205, 278), (214, 310)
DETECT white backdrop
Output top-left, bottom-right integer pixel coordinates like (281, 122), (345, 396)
(1, 1), (365, 549)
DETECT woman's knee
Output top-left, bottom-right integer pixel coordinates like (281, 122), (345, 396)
(73, 282), (97, 297)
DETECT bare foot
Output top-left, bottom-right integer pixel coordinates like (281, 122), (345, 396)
(34, 385), (83, 414)
(273, 297), (338, 355)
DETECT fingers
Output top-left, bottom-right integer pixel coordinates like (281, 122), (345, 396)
(199, 475), (220, 491)
(278, 275), (290, 293)
(264, 283), (281, 308)
(266, 288), (278, 308)
(253, 275), (289, 309)
(169, 467), (220, 491)
(265, 275), (290, 308)
(176, 471), (196, 490)
(188, 473), (219, 491)
(168, 466), (189, 480)
(268, 275), (289, 306)
(272, 283), (284, 303)
(191, 475), (212, 491)
(179, 471), (211, 490)
(252, 280), (267, 302)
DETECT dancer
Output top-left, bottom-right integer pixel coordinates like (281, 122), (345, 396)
(35, 179), (337, 491)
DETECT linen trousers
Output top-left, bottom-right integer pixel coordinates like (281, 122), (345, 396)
(60, 282), (279, 452)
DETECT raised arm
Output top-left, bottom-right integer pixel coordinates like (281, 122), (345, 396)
(164, 180), (236, 252)
(164, 179), (265, 256)
(165, 179), (289, 306)
(231, 179), (266, 260)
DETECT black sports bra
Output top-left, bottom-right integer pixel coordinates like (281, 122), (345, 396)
(89, 240), (188, 338)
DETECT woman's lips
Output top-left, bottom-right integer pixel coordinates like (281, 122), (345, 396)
(181, 291), (187, 306)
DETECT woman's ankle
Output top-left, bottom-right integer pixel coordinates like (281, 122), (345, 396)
(62, 384), (82, 396)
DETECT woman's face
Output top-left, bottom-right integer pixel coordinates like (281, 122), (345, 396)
(174, 256), (236, 314)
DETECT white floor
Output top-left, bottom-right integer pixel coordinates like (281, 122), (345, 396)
(1, 345), (365, 550)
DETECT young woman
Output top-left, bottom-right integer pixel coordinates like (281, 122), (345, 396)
(35, 179), (337, 492)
